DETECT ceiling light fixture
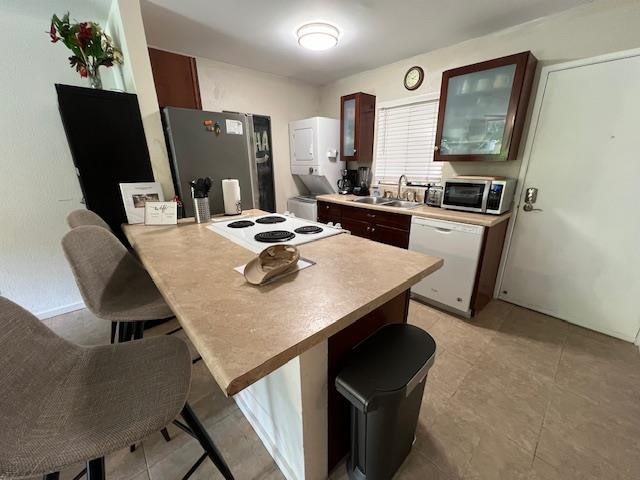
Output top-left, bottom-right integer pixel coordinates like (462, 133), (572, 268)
(296, 23), (339, 51)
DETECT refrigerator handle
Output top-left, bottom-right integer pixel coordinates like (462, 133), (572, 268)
(244, 114), (260, 210)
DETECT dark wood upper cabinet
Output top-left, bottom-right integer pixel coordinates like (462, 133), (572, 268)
(148, 47), (202, 109)
(434, 51), (537, 162)
(340, 92), (376, 164)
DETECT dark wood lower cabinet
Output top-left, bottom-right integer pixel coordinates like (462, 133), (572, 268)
(371, 223), (410, 248)
(327, 290), (410, 471)
(340, 217), (370, 239)
(319, 201), (411, 249)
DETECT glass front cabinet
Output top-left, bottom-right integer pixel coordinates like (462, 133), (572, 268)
(340, 92), (376, 164)
(434, 51), (538, 162)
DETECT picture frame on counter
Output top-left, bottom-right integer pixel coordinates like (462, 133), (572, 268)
(144, 201), (178, 225)
(119, 182), (164, 224)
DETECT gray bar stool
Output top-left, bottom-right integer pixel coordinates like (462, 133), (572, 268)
(66, 209), (117, 342)
(61, 225), (174, 343)
(0, 296), (234, 480)
(66, 209), (112, 231)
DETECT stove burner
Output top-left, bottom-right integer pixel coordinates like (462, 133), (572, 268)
(254, 230), (295, 243)
(294, 225), (323, 234)
(227, 220), (255, 228)
(255, 216), (286, 224)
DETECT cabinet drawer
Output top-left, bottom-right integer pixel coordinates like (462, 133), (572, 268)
(318, 201), (341, 217)
(371, 224), (410, 249)
(341, 218), (371, 239)
(342, 205), (410, 231)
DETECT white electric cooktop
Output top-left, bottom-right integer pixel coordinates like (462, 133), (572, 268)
(207, 213), (344, 253)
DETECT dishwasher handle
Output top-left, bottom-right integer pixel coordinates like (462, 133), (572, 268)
(434, 227), (452, 234)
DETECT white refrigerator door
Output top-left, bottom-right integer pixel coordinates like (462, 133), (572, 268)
(409, 217), (484, 314)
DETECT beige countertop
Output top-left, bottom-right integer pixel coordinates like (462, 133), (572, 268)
(316, 194), (511, 228)
(123, 210), (442, 396)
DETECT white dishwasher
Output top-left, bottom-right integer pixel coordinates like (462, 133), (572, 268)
(409, 216), (485, 316)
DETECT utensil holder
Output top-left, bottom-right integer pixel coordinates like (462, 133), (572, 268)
(193, 197), (211, 223)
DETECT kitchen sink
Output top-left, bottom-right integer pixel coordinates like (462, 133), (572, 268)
(384, 200), (422, 209)
(351, 197), (394, 205)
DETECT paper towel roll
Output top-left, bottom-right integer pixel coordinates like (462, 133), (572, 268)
(222, 179), (242, 215)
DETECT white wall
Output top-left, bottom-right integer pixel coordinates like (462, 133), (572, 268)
(195, 57), (320, 212)
(0, 0), (171, 317)
(0, 0), (110, 316)
(318, 0), (640, 181)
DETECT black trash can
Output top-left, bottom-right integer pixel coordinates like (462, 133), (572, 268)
(335, 323), (436, 480)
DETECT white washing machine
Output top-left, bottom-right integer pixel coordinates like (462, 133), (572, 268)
(287, 195), (317, 221)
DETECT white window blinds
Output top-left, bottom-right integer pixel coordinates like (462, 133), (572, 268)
(375, 96), (441, 183)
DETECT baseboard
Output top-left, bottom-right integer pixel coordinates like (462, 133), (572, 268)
(234, 392), (298, 480)
(36, 301), (85, 320)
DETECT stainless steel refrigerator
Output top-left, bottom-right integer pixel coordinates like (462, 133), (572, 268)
(162, 107), (275, 217)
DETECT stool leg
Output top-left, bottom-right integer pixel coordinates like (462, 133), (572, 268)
(110, 322), (117, 344)
(133, 321), (145, 340)
(180, 403), (234, 480)
(43, 473), (59, 480)
(161, 427), (172, 442)
(86, 457), (105, 480)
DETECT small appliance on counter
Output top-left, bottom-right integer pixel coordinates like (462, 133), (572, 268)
(442, 176), (516, 214)
(353, 166), (371, 196)
(337, 169), (357, 194)
(424, 185), (443, 207)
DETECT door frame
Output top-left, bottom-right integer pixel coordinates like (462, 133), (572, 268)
(495, 48), (640, 320)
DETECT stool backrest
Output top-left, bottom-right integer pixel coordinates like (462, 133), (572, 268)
(0, 297), (81, 442)
(67, 209), (111, 231)
(61, 226), (144, 317)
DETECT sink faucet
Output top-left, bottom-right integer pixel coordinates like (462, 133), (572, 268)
(397, 175), (407, 199)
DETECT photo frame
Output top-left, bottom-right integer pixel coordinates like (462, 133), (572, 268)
(119, 182), (164, 224)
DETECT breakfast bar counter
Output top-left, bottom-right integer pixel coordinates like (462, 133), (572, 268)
(123, 210), (442, 478)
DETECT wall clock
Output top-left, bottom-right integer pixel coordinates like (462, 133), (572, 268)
(404, 66), (424, 91)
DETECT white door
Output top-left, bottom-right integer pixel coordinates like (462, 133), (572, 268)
(499, 50), (640, 341)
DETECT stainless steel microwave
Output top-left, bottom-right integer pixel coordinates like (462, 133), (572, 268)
(442, 176), (516, 214)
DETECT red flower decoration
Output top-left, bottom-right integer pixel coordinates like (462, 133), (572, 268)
(77, 22), (92, 48)
(78, 66), (88, 78)
(49, 22), (59, 43)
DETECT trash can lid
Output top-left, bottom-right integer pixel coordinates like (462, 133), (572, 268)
(335, 323), (436, 411)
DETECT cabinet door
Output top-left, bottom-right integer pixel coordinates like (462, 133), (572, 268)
(434, 51), (537, 162)
(148, 48), (202, 109)
(371, 224), (410, 249)
(317, 201), (342, 224)
(341, 218), (371, 239)
(341, 95), (357, 160)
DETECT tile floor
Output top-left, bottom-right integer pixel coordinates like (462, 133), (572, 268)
(40, 299), (640, 480)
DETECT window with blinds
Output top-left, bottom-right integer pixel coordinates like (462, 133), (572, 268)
(374, 96), (441, 184)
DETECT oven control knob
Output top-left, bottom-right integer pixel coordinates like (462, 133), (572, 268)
(308, 167), (314, 174)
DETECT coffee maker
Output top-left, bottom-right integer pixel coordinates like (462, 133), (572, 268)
(352, 166), (370, 196)
(337, 169), (358, 195)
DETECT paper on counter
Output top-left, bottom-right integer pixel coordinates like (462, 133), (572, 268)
(234, 258), (315, 285)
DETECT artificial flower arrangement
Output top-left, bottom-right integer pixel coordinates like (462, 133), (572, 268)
(48, 12), (123, 88)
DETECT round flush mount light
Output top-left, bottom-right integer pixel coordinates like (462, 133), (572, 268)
(296, 23), (339, 51)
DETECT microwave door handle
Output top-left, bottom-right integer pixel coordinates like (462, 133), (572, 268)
(481, 182), (491, 212)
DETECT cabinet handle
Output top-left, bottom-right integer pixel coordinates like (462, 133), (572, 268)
(353, 149), (357, 154)
(434, 145), (439, 151)
(367, 213), (375, 218)
(366, 226), (371, 232)
(371, 227), (375, 233)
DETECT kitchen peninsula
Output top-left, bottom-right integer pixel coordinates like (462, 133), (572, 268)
(124, 210), (442, 479)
